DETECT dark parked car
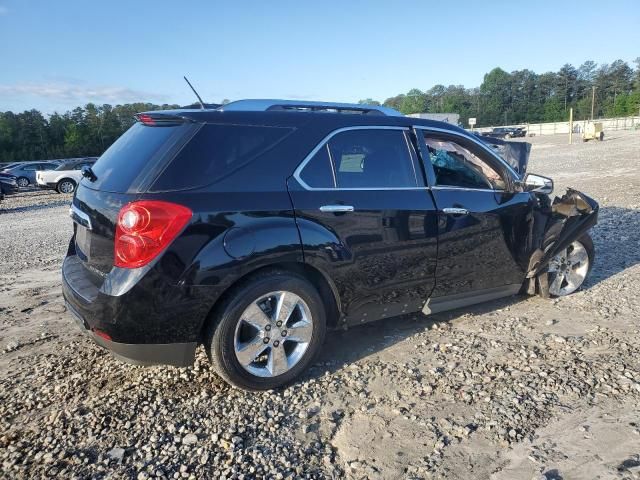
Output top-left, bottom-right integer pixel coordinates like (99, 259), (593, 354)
(483, 127), (526, 139)
(63, 100), (598, 390)
(0, 172), (19, 200)
(1, 161), (60, 187)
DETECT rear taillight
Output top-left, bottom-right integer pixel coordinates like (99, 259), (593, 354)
(114, 201), (192, 269)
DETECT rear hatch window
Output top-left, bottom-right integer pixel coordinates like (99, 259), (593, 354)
(150, 124), (294, 192)
(85, 122), (192, 193)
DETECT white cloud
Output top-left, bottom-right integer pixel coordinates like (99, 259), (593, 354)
(0, 6), (8, 15)
(0, 82), (169, 105)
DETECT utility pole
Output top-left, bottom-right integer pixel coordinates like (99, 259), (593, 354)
(590, 86), (596, 120)
(569, 107), (573, 145)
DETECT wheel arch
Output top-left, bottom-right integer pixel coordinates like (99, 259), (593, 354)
(57, 177), (77, 186)
(198, 261), (342, 342)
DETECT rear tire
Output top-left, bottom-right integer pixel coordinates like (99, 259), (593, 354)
(17, 177), (29, 188)
(206, 270), (327, 391)
(57, 179), (76, 194)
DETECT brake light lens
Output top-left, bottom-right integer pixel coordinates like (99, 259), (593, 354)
(136, 114), (156, 126)
(114, 201), (192, 268)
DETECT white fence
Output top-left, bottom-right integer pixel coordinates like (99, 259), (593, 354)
(477, 116), (640, 136)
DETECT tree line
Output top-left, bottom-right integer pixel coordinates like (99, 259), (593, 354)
(0, 103), (180, 163)
(362, 58), (640, 128)
(1, 58), (639, 162)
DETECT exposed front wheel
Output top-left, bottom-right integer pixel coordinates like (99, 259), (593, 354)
(57, 179), (76, 194)
(206, 271), (326, 391)
(17, 177), (29, 188)
(548, 234), (594, 296)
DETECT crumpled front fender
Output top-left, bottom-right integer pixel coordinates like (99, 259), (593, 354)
(525, 188), (599, 296)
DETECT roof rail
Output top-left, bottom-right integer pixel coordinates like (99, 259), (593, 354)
(219, 99), (402, 116)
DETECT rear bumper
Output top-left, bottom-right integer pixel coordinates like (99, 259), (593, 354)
(65, 299), (196, 366)
(62, 252), (202, 367)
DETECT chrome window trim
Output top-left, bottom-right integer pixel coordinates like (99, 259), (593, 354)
(325, 143), (338, 188)
(293, 126), (416, 191)
(431, 185), (502, 193)
(402, 130), (421, 187)
(293, 186), (431, 192)
(413, 125), (521, 181)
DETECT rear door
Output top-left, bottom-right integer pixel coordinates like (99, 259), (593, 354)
(415, 127), (533, 302)
(288, 126), (438, 325)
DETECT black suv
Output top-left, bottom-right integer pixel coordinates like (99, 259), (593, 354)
(63, 100), (598, 390)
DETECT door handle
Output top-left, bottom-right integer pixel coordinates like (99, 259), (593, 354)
(319, 205), (354, 213)
(442, 207), (469, 215)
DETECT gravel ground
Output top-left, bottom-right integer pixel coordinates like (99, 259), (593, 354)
(1, 131), (639, 479)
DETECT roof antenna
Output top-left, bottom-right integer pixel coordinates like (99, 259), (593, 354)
(183, 76), (205, 109)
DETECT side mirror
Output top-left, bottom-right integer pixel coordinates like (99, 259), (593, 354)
(522, 173), (553, 194)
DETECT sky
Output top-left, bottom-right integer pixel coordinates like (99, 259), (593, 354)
(0, 0), (638, 113)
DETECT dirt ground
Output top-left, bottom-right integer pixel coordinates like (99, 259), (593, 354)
(1, 131), (639, 479)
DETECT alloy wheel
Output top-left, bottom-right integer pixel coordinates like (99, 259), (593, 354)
(548, 240), (590, 296)
(59, 181), (75, 194)
(234, 291), (313, 378)
(17, 177), (29, 187)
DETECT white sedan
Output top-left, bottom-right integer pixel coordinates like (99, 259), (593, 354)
(36, 158), (97, 194)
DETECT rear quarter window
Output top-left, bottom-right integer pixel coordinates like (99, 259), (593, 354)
(87, 122), (189, 193)
(151, 124), (294, 192)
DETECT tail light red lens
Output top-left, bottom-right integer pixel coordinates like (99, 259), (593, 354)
(114, 201), (192, 268)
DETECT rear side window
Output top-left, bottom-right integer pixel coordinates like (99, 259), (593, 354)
(151, 124), (294, 192)
(299, 145), (335, 188)
(299, 129), (417, 189)
(89, 123), (186, 192)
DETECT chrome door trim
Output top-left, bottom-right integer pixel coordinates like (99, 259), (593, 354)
(69, 204), (92, 230)
(292, 125), (411, 191)
(442, 207), (469, 215)
(319, 205), (355, 213)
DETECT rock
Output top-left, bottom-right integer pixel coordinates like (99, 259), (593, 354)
(107, 447), (125, 464)
(4, 341), (20, 353)
(182, 434), (198, 445)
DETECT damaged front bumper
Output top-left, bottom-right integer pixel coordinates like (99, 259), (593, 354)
(525, 188), (599, 297)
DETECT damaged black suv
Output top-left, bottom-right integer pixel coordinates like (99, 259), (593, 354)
(62, 100), (598, 390)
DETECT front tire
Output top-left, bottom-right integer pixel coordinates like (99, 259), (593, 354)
(548, 234), (594, 297)
(17, 177), (29, 188)
(206, 271), (327, 391)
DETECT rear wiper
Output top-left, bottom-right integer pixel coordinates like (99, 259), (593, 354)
(81, 165), (97, 182)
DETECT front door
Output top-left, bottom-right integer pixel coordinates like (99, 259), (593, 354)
(416, 128), (534, 302)
(288, 126), (438, 325)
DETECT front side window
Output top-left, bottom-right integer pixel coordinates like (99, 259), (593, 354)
(423, 134), (505, 190)
(299, 129), (417, 189)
